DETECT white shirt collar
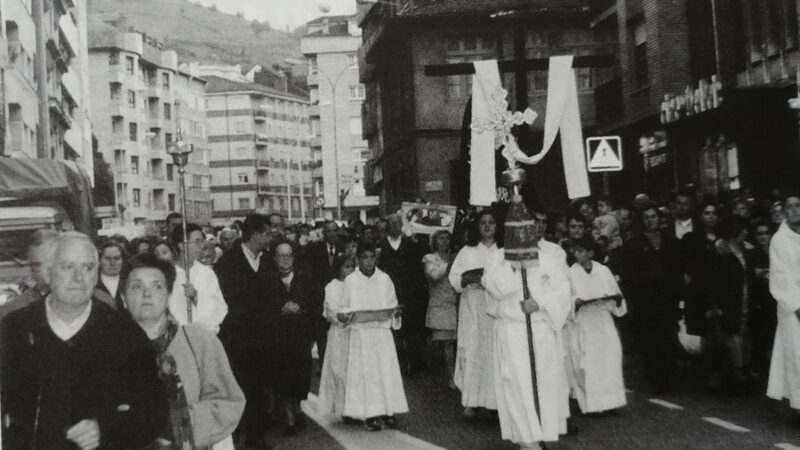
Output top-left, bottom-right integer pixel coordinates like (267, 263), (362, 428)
(242, 242), (262, 272)
(387, 235), (402, 250)
(45, 295), (92, 341)
(100, 273), (120, 296)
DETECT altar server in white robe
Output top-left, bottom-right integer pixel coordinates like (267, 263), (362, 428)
(483, 236), (572, 448)
(449, 210), (502, 417)
(767, 194), (800, 416)
(318, 257), (356, 418)
(566, 237), (627, 414)
(342, 243), (408, 430)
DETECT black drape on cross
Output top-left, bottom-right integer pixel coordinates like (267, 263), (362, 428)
(429, 54), (613, 212)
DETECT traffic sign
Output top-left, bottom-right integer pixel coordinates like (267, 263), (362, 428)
(586, 136), (623, 172)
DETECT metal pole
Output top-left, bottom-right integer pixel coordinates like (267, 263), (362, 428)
(178, 166), (193, 323)
(33, 0), (50, 158)
(332, 82), (342, 220)
(710, 0), (722, 77)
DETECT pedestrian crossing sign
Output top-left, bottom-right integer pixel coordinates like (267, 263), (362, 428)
(586, 136), (623, 172)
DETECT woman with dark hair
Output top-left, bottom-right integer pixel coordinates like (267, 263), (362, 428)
(448, 209), (503, 419)
(681, 201), (720, 337)
(153, 238), (177, 263)
(749, 218), (777, 374)
(423, 230), (458, 389)
(619, 202), (683, 393)
(121, 253), (245, 449)
(706, 216), (753, 390)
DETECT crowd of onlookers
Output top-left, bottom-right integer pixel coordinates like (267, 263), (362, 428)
(0, 187), (798, 449)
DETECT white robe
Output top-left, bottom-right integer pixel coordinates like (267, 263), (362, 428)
(483, 240), (571, 445)
(767, 222), (800, 409)
(318, 279), (350, 417)
(449, 242), (500, 409)
(566, 261), (627, 414)
(342, 269), (409, 419)
(169, 262), (228, 335)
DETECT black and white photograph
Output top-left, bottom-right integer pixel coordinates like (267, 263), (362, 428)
(0, 0), (800, 449)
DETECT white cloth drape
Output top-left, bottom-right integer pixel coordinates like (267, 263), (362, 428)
(470, 61), (502, 206)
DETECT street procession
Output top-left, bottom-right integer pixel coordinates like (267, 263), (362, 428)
(1, 0), (800, 449)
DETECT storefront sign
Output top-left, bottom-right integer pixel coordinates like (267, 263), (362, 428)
(660, 75), (723, 124)
(639, 131), (669, 172)
(424, 180), (444, 192)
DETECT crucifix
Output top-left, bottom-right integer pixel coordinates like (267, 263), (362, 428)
(426, 40), (614, 207)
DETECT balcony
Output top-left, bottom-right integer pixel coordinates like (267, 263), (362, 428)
(147, 84), (166, 99)
(307, 72), (318, 86)
(46, 38), (68, 73)
(256, 159), (270, 171)
(8, 121), (25, 155)
(58, 28), (76, 64)
(309, 136), (321, 148)
(110, 134), (128, 149)
(61, 70), (80, 106)
(8, 41), (21, 63)
(48, 96), (72, 128)
(58, 17), (79, 63)
(254, 109), (267, 121)
(309, 104), (320, 117)
(256, 134), (269, 147)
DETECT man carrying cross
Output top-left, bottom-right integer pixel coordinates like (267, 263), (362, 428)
(482, 208), (572, 448)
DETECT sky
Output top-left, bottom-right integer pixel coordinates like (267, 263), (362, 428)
(189, 0), (356, 31)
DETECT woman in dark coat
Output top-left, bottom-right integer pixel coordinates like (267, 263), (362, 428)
(267, 239), (318, 436)
(619, 203), (684, 394)
(681, 201), (719, 336)
(748, 218), (777, 375)
(706, 217), (753, 390)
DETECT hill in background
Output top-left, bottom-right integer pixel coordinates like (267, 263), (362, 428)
(88, 0), (304, 72)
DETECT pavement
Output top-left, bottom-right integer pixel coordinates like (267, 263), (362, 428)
(264, 353), (800, 450)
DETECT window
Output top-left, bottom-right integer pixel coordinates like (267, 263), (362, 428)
(165, 133), (173, 146)
(238, 173), (249, 184)
(109, 51), (119, 66)
(308, 56), (318, 75)
(132, 189), (141, 207)
(234, 121), (246, 134)
(162, 73), (170, 89)
(238, 197), (251, 209)
(131, 156), (139, 174)
(163, 103), (171, 120)
(349, 84), (365, 100)
(347, 54), (358, 69)
(167, 163), (174, 181)
(349, 117), (362, 136)
(446, 36), (497, 99)
(129, 123), (138, 141)
(632, 21), (648, 88)
(127, 90), (136, 108)
(125, 56), (135, 75)
(168, 194), (176, 211)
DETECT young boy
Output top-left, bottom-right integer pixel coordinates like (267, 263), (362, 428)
(341, 243), (409, 430)
(565, 237), (627, 414)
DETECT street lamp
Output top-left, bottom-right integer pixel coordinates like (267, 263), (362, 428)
(167, 123), (194, 324)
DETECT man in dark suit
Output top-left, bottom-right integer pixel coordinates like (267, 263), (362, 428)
(214, 214), (277, 449)
(300, 220), (341, 361)
(379, 213), (428, 376)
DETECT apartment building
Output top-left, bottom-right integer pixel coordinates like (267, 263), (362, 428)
(302, 14), (377, 221)
(4, 0), (93, 177)
(89, 31), (211, 227)
(205, 75), (314, 226)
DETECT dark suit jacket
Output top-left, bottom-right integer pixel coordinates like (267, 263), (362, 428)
(214, 245), (279, 381)
(95, 277), (125, 311)
(301, 241), (339, 287)
(1, 300), (167, 450)
(379, 237), (428, 328)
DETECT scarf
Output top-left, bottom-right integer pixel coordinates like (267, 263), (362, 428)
(151, 316), (195, 450)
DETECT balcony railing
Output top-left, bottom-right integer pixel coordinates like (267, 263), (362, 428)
(254, 109), (267, 121)
(8, 121), (25, 154)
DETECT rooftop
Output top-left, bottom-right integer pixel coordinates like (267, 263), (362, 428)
(204, 75), (309, 102)
(377, 0), (596, 19)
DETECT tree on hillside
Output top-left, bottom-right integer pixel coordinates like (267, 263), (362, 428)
(250, 19), (271, 35)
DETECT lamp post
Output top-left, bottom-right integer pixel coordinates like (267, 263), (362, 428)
(167, 124), (194, 323)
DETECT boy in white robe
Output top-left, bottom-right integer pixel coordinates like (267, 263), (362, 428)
(767, 194), (800, 423)
(341, 243), (409, 431)
(566, 238), (627, 414)
(483, 236), (572, 449)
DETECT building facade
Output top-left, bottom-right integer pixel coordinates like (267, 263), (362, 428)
(205, 75), (314, 226)
(597, 0), (800, 203)
(358, 0), (618, 213)
(4, 0), (93, 177)
(89, 32), (212, 228)
(302, 14), (378, 222)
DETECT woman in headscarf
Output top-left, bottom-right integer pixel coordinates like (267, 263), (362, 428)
(121, 253), (245, 449)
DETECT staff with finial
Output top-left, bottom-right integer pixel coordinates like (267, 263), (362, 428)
(167, 102), (195, 323)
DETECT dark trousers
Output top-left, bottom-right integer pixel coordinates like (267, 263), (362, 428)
(639, 316), (679, 391)
(229, 355), (271, 447)
(394, 307), (429, 375)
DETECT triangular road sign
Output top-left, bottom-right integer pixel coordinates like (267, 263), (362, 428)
(586, 136), (623, 172)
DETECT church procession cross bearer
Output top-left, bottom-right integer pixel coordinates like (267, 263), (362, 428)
(426, 54), (596, 447)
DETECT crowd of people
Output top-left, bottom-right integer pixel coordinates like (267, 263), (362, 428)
(0, 188), (798, 449)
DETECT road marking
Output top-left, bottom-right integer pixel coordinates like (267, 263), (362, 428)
(702, 417), (750, 433)
(648, 399), (684, 410)
(301, 393), (446, 450)
(775, 444), (800, 450)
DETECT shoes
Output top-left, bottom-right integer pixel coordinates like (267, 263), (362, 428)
(342, 416), (361, 425)
(282, 425), (298, 436)
(365, 417), (383, 431)
(381, 415), (398, 429)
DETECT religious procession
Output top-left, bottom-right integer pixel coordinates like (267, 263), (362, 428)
(2, 1), (800, 449)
